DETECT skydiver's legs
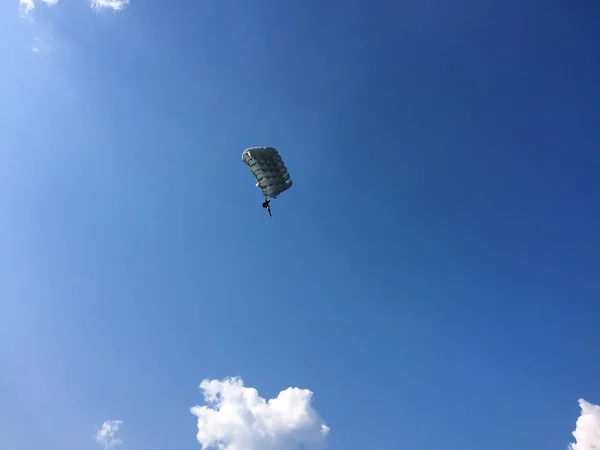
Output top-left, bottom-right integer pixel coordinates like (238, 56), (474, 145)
(267, 206), (272, 217)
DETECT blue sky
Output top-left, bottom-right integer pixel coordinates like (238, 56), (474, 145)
(1, 0), (599, 449)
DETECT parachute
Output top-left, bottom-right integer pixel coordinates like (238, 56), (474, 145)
(242, 146), (293, 199)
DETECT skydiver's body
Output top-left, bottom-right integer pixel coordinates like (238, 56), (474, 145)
(262, 199), (272, 216)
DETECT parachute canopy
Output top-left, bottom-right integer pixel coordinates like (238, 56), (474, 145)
(242, 146), (292, 199)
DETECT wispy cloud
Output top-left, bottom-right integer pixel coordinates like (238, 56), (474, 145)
(19, 0), (36, 15)
(91, 0), (129, 11)
(569, 399), (600, 450)
(19, 0), (128, 16)
(95, 420), (124, 450)
(30, 36), (49, 53)
(190, 376), (330, 450)
(18, 0), (58, 15)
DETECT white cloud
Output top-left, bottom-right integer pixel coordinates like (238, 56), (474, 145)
(18, 0), (57, 15)
(19, 0), (128, 15)
(190, 377), (330, 450)
(95, 420), (124, 450)
(569, 399), (600, 450)
(91, 0), (129, 11)
(19, 0), (35, 14)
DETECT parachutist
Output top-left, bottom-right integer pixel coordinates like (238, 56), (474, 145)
(242, 147), (292, 218)
(262, 199), (272, 217)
